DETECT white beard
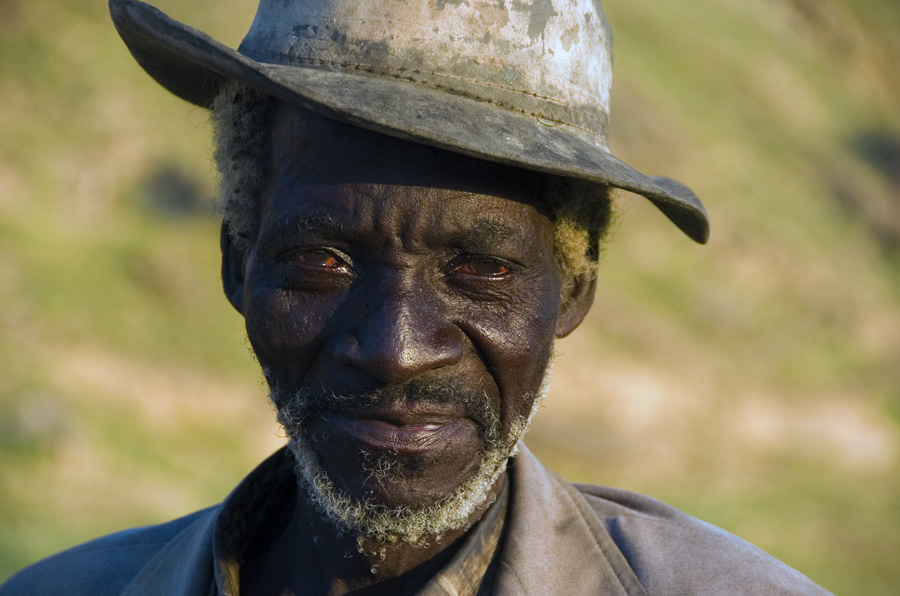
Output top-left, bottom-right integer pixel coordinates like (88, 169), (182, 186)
(273, 363), (553, 545)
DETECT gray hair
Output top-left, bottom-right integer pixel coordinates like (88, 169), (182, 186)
(209, 82), (614, 281)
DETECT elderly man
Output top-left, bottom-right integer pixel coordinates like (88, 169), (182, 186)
(2, 0), (832, 595)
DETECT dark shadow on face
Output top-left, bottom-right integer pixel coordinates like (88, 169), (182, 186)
(225, 102), (579, 512)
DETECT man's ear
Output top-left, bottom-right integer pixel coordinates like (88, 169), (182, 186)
(221, 223), (247, 315)
(555, 273), (596, 338)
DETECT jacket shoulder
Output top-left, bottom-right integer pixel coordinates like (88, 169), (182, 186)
(573, 483), (833, 596)
(0, 507), (216, 596)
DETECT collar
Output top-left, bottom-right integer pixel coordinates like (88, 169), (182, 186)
(416, 477), (509, 596)
(492, 444), (648, 596)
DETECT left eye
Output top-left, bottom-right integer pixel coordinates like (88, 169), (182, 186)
(290, 249), (346, 269)
(453, 257), (511, 278)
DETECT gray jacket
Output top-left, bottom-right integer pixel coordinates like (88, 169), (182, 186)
(1, 445), (831, 595)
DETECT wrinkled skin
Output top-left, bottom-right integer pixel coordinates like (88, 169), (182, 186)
(222, 102), (596, 596)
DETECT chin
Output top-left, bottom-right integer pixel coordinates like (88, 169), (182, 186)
(276, 394), (534, 544)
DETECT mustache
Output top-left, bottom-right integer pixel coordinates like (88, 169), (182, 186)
(273, 377), (499, 435)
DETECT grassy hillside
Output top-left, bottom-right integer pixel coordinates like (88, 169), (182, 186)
(1, 0), (898, 593)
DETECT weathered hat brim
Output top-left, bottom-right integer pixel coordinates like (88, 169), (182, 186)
(110, 0), (709, 243)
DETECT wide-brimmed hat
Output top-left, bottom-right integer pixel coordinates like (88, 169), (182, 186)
(109, 0), (709, 243)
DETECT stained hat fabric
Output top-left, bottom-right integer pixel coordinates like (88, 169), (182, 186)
(109, 0), (709, 243)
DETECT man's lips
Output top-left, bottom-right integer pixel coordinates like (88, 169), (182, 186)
(317, 409), (476, 454)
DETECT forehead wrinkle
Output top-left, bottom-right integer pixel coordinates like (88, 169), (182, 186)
(432, 191), (545, 251)
(387, 190), (530, 255)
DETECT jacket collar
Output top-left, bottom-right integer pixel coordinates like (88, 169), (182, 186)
(495, 444), (648, 596)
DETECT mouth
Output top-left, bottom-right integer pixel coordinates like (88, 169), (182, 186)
(319, 408), (477, 454)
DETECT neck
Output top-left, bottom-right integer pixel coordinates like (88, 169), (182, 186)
(242, 474), (507, 596)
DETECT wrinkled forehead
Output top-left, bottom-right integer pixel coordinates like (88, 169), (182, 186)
(263, 100), (558, 220)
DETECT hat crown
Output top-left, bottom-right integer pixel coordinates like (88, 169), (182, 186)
(238, 0), (613, 145)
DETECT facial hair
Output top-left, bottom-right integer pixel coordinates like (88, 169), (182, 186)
(271, 368), (552, 545)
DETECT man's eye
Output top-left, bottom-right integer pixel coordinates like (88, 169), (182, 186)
(290, 249), (346, 270)
(454, 257), (511, 278)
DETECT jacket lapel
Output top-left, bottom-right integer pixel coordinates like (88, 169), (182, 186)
(494, 445), (648, 596)
(119, 450), (293, 596)
(119, 510), (219, 596)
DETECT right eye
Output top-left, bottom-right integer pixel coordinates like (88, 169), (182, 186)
(289, 248), (348, 271)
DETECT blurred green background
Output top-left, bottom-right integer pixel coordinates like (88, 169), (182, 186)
(1, 0), (899, 592)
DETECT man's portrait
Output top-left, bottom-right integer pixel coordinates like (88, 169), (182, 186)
(1, 0), (898, 594)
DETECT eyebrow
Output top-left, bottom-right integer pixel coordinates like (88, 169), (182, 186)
(273, 212), (345, 238)
(444, 219), (526, 249)
(272, 210), (527, 249)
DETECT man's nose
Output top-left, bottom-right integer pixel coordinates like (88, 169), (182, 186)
(332, 281), (464, 385)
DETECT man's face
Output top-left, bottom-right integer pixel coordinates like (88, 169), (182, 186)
(227, 102), (576, 539)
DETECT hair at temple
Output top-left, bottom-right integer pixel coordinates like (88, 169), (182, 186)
(209, 81), (616, 285)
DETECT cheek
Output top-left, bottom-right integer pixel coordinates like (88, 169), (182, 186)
(243, 285), (338, 381)
(464, 291), (559, 422)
